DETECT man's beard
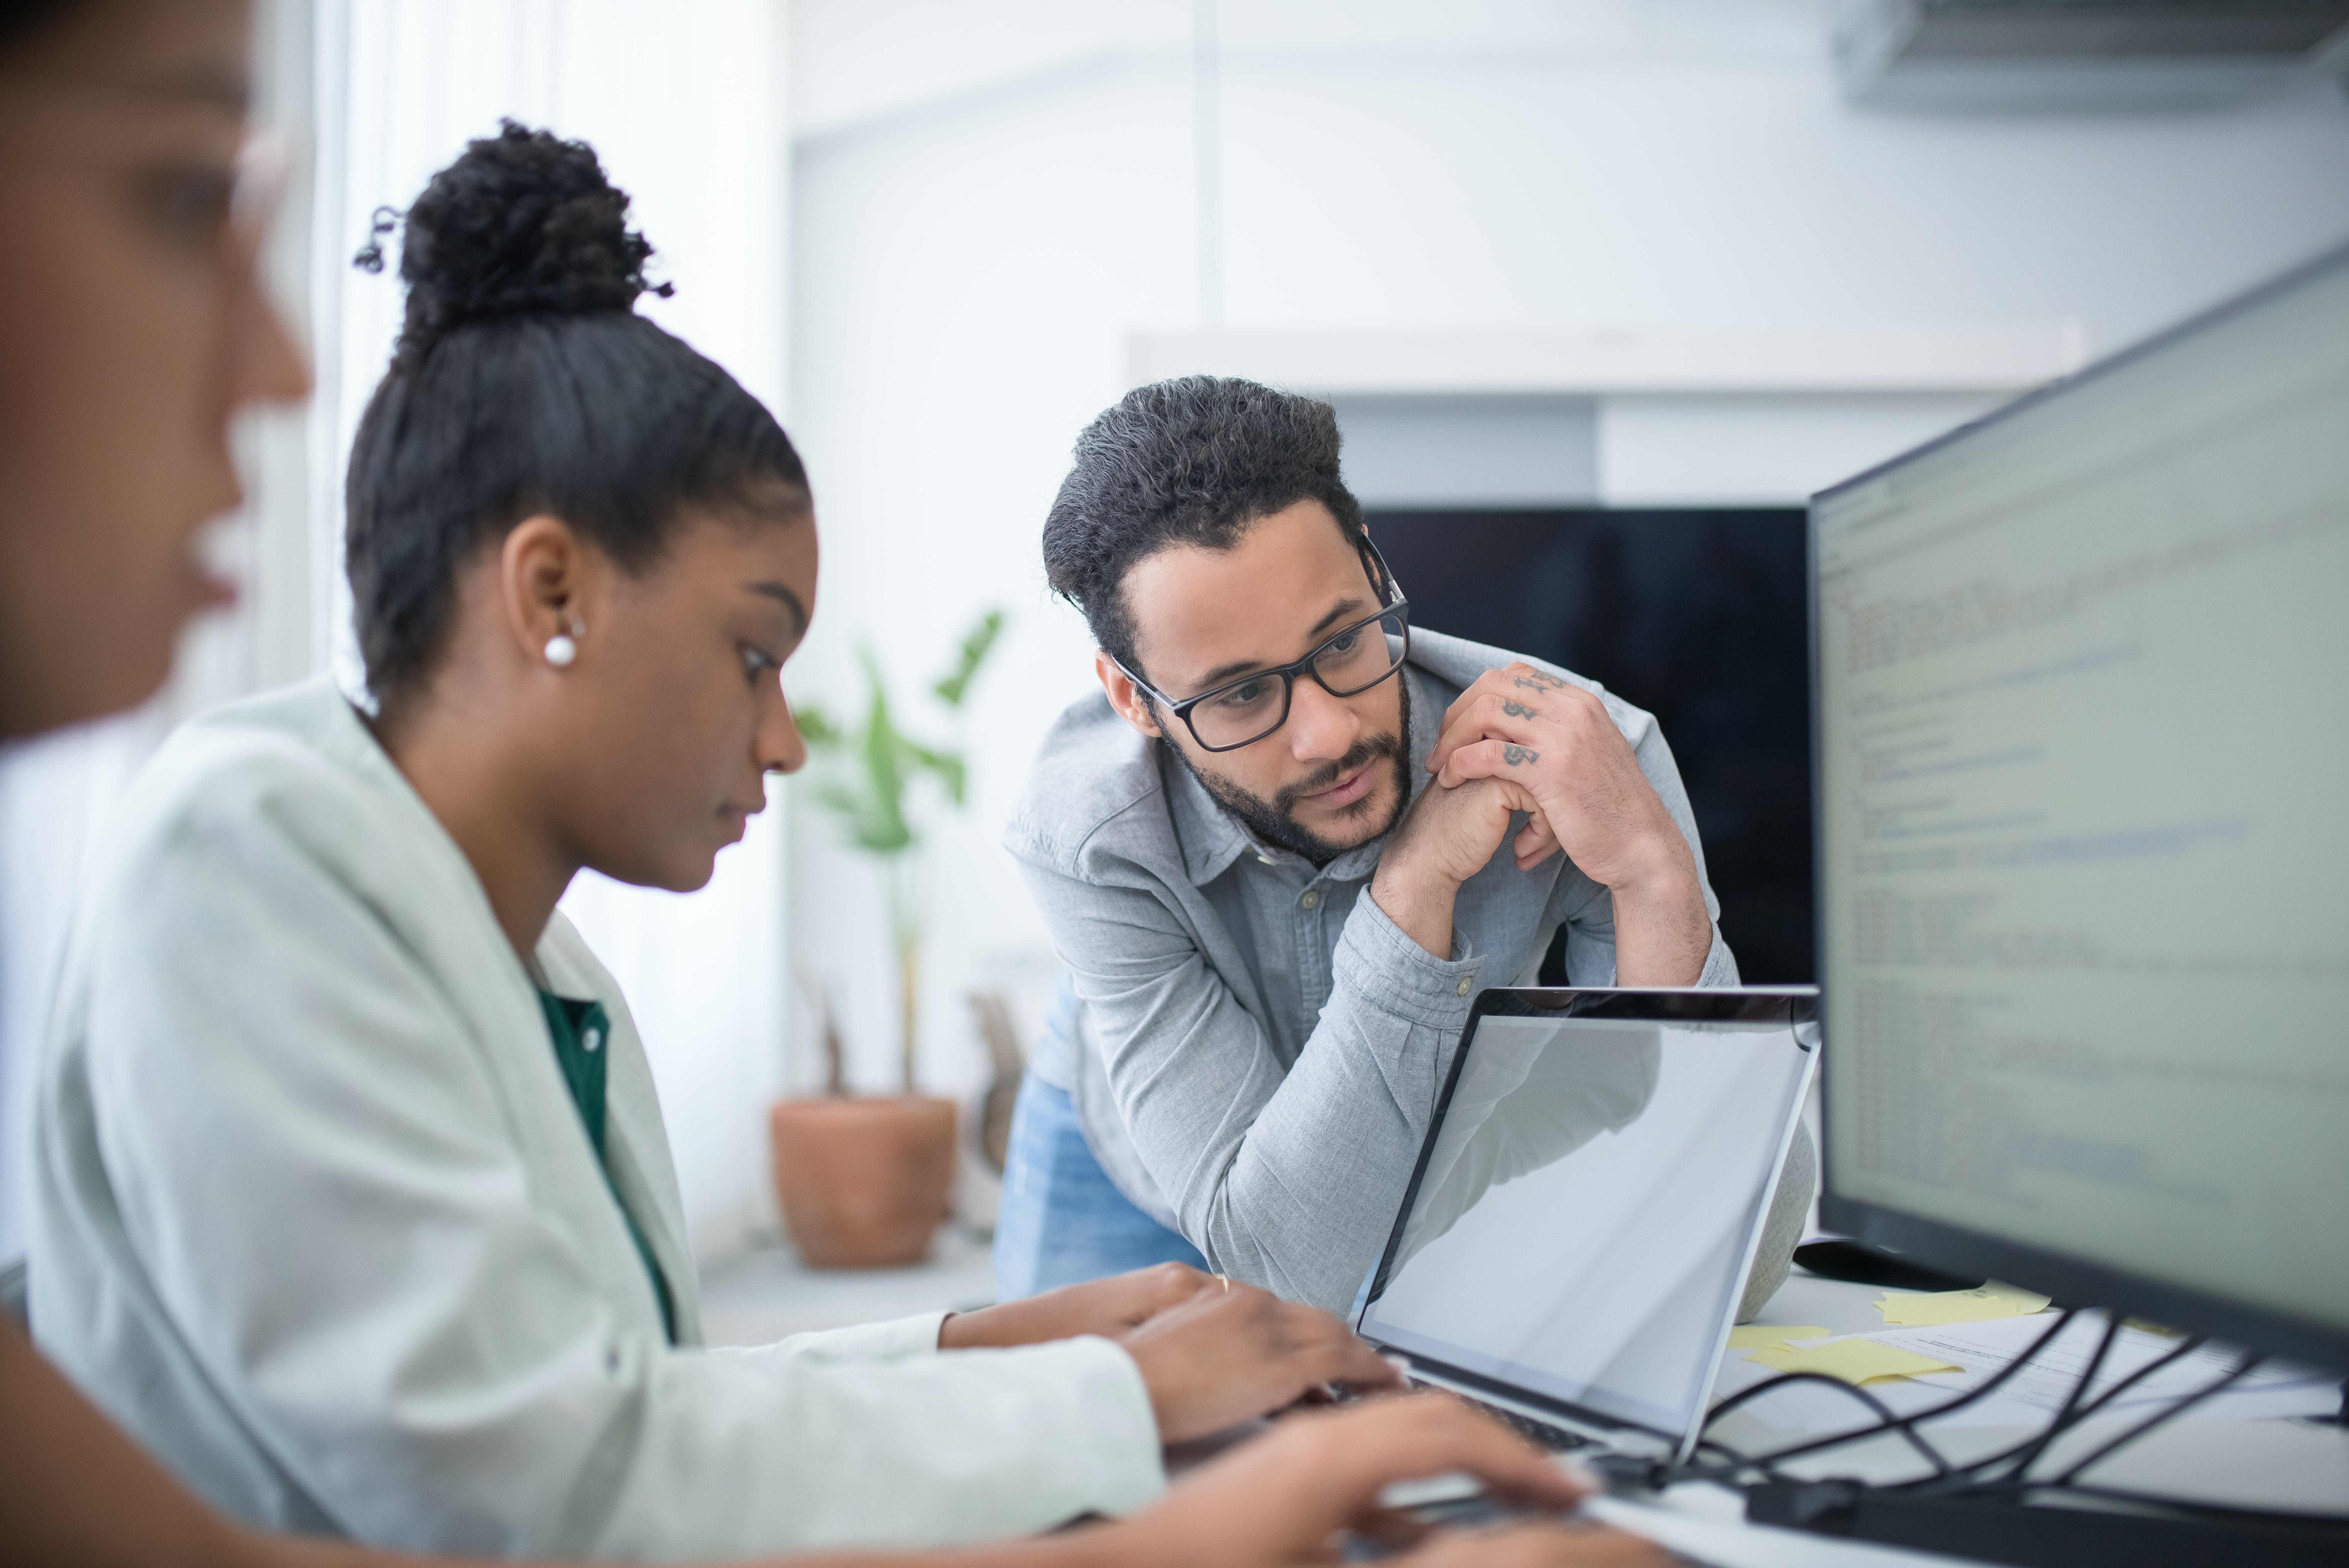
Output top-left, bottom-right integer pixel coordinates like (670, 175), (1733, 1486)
(1167, 676), (1413, 867)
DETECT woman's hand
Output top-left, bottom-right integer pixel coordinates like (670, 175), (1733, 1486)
(939, 1263), (1401, 1444)
(937, 1263), (1215, 1350)
(1391, 1525), (1667, 1568)
(1114, 1279), (1403, 1442)
(1098, 1395), (1671, 1568)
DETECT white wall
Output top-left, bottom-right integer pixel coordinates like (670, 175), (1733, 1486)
(782, 0), (2349, 1112)
(328, 0), (797, 1262)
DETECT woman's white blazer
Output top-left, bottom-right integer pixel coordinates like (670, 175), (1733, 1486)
(31, 677), (1161, 1558)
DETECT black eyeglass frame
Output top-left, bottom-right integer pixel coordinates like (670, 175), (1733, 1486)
(1113, 535), (1412, 754)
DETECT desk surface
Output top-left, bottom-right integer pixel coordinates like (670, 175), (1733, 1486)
(1584, 1270), (2349, 1566)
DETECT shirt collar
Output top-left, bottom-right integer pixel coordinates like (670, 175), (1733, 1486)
(1165, 664), (1440, 887)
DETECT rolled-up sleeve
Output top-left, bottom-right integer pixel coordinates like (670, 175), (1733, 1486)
(1020, 857), (1482, 1313)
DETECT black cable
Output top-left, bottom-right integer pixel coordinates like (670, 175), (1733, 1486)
(1904, 1360), (2347, 1540)
(1902, 1331), (2208, 1493)
(2046, 1349), (2263, 1487)
(1980, 1310), (2123, 1486)
(1682, 1370), (1954, 1482)
(1691, 1436), (1754, 1466)
(1702, 1367), (1907, 1433)
(1675, 1308), (2082, 1488)
(1677, 1321), (2331, 1539)
(2040, 1333), (2205, 1431)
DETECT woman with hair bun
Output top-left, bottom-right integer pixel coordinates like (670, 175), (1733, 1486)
(14, 80), (1661, 1568)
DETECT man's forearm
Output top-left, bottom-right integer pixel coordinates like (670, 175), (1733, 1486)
(1367, 850), (1461, 959)
(1604, 837), (1713, 987)
(1179, 892), (1485, 1310)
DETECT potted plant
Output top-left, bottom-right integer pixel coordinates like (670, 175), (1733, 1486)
(770, 612), (1002, 1267)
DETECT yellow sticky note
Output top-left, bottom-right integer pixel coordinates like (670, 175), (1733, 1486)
(1748, 1338), (1962, 1386)
(1727, 1325), (1829, 1353)
(1875, 1281), (2052, 1327)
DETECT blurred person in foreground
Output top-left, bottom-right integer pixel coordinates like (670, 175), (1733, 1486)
(995, 380), (1813, 1313)
(0, 4), (1661, 1566)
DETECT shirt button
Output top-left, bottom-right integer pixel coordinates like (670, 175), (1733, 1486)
(583, 1028), (603, 1053)
(1455, 977), (1474, 996)
(1300, 889), (1321, 910)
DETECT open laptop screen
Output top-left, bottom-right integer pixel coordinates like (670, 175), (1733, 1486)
(1358, 991), (1816, 1443)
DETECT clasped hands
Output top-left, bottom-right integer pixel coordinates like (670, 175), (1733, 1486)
(1374, 664), (1712, 985)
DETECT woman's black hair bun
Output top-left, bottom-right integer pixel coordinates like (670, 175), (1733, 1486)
(390, 119), (671, 356)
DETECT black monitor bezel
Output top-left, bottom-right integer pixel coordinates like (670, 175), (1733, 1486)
(1807, 238), (2349, 1378)
(1355, 985), (1820, 1449)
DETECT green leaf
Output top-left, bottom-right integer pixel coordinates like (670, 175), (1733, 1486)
(848, 811), (914, 855)
(797, 636), (986, 856)
(795, 703), (843, 747)
(857, 647), (914, 851)
(813, 781), (863, 817)
(902, 740), (968, 806)
(933, 608), (1005, 708)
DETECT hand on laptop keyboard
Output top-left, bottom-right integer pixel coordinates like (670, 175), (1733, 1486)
(1116, 1271), (1404, 1440)
(1119, 1393), (1670, 1566)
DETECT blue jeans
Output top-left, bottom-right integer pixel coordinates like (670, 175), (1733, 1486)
(993, 1070), (1204, 1302)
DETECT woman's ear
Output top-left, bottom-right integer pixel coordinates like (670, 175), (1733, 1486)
(501, 515), (592, 669)
(1095, 650), (1164, 739)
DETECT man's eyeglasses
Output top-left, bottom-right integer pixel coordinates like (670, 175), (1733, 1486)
(1115, 537), (1412, 754)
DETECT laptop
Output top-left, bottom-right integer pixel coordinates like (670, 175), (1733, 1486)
(1355, 986), (1819, 1466)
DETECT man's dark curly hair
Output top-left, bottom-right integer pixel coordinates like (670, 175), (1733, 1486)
(1043, 377), (1369, 683)
(346, 122), (807, 700)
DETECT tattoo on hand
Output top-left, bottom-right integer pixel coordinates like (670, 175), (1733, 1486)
(1513, 672), (1566, 693)
(1502, 699), (1538, 719)
(1502, 744), (1539, 765)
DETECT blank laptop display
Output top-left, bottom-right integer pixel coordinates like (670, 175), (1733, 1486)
(1358, 992), (1816, 1452)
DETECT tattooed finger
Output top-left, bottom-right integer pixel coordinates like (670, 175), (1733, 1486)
(1502, 744), (1539, 765)
(1512, 669), (1567, 690)
(1501, 699), (1538, 719)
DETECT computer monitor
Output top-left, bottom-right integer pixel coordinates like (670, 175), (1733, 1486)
(1811, 242), (2349, 1374)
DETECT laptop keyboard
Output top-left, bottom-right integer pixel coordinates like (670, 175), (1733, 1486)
(1483, 1399), (1596, 1453)
(1410, 1377), (1595, 1452)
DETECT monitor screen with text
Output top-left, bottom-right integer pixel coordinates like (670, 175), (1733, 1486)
(1814, 248), (2349, 1342)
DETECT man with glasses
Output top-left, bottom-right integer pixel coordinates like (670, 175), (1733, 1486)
(997, 378), (1765, 1315)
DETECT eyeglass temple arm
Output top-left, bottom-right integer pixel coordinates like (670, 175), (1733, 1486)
(1108, 653), (1176, 711)
(1357, 533), (1403, 606)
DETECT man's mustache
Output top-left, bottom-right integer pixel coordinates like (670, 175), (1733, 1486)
(1275, 732), (1403, 814)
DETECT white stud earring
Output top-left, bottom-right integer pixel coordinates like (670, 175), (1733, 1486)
(544, 617), (582, 669)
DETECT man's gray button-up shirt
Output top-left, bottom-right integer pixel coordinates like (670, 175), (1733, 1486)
(1004, 629), (1738, 1312)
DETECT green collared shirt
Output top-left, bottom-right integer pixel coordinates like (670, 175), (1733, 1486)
(538, 990), (677, 1343)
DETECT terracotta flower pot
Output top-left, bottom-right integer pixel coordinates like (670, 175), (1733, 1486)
(768, 1096), (958, 1267)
